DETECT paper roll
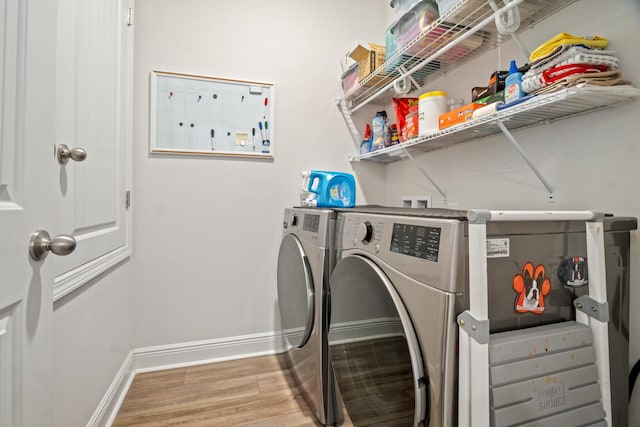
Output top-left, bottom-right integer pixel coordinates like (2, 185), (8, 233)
(472, 102), (503, 119)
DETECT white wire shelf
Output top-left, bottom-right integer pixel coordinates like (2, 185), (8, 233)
(340, 0), (578, 112)
(349, 86), (640, 164)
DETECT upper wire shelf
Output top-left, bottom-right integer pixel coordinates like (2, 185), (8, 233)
(340, 0), (578, 112)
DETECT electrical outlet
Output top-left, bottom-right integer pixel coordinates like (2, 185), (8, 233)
(402, 196), (432, 208)
(415, 196), (431, 208)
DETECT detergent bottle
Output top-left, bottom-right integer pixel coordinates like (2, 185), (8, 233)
(300, 170), (356, 208)
(504, 60), (524, 104)
(359, 124), (372, 154)
(371, 111), (388, 151)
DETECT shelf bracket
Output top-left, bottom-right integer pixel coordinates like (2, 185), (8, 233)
(489, 0), (531, 60)
(496, 119), (555, 202)
(401, 146), (448, 201)
(510, 32), (531, 61)
(397, 65), (421, 94)
(337, 98), (362, 150)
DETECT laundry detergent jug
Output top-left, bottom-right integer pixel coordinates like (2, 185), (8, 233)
(300, 170), (356, 208)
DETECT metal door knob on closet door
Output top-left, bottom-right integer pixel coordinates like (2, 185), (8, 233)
(29, 230), (77, 261)
(56, 143), (87, 164)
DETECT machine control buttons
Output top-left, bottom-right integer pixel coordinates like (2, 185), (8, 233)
(290, 214), (298, 227)
(356, 221), (373, 243)
(374, 243), (380, 253)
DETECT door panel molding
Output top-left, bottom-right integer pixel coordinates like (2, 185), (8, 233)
(0, 0), (25, 210)
(0, 304), (21, 427)
(53, 244), (131, 302)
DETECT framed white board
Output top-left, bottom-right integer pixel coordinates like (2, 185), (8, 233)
(150, 70), (274, 158)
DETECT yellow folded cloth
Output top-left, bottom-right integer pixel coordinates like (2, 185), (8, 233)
(529, 32), (608, 62)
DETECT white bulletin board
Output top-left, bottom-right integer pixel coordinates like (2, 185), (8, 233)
(150, 71), (274, 158)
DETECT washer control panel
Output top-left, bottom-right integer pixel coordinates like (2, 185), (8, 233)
(337, 212), (466, 293)
(390, 222), (441, 262)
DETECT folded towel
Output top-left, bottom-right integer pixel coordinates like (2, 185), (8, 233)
(523, 63), (609, 93)
(530, 45), (618, 73)
(529, 32), (608, 62)
(533, 70), (624, 95)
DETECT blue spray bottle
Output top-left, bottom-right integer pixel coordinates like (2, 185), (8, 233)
(504, 60), (524, 104)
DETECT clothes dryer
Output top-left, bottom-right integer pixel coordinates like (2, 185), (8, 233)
(328, 207), (635, 426)
(277, 207), (342, 426)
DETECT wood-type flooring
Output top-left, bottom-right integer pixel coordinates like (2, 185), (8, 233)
(113, 341), (413, 427)
(113, 354), (321, 426)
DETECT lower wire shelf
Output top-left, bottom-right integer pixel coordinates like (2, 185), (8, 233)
(349, 85), (640, 164)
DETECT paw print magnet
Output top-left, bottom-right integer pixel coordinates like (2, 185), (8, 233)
(513, 262), (551, 315)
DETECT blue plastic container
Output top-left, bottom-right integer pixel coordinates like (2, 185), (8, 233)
(303, 170), (356, 208)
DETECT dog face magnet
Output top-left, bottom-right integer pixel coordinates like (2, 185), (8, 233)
(557, 256), (588, 287)
(513, 262), (551, 314)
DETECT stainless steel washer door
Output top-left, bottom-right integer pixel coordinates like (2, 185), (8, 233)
(329, 255), (427, 426)
(277, 234), (314, 349)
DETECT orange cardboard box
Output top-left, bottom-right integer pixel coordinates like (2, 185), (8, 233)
(439, 102), (485, 130)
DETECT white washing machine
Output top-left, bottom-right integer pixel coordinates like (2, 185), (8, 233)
(277, 207), (342, 426)
(328, 207), (635, 426)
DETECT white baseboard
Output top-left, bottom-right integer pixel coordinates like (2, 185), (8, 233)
(90, 330), (287, 426)
(328, 317), (402, 345)
(87, 351), (135, 427)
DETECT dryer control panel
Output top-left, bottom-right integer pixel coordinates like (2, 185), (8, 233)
(283, 207), (335, 248)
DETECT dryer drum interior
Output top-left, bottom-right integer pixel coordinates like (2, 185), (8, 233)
(328, 255), (428, 426)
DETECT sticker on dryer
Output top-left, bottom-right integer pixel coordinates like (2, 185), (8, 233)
(513, 262), (551, 314)
(486, 238), (509, 258)
(557, 256), (588, 287)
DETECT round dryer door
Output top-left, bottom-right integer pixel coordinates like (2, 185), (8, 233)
(277, 234), (314, 349)
(328, 255), (427, 426)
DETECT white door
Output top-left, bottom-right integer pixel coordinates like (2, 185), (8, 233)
(1, 0), (132, 424)
(0, 0), (58, 425)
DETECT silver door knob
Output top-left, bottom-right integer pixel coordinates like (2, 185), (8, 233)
(56, 144), (87, 164)
(29, 230), (77, 261)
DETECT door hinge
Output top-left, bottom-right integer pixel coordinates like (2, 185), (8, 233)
(125, 190), (131, 209)
(126, 8), (134, 26)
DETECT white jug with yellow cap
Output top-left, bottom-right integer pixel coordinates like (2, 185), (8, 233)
(418, 90), (447, 136)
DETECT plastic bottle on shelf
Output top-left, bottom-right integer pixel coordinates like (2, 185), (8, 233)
(371, 111), (388, 151)
(359, 124), (372, 154)
(383, 120), (391, 147)
(504, 60), (524, 104)
(390, 124), (399, 145)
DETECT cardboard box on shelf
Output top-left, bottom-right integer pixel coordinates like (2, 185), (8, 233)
(474, 90), (504, 105)
(487, 70), (509, 95)
(348, 43), (386, 82)
(439, 102), (484, 129)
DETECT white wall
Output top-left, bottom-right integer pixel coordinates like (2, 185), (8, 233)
(382, 0), (640, 364)
(131, 0), (388, 348)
